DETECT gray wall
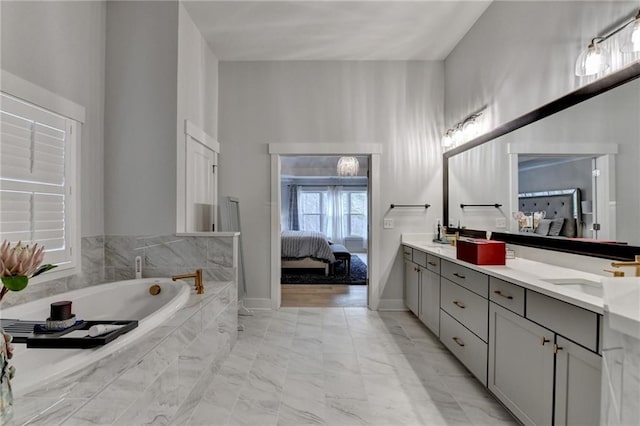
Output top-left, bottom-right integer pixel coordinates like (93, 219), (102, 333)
(445, 1), (639, 133)
(104, 1), (179, 236)
(219, 61), (444, 303)
(519, 158), (593, 196)
(1, 0), (106, 237)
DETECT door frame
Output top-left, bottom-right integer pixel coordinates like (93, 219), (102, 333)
(507, 142), (617, 237)
(269, 143), (383, 310)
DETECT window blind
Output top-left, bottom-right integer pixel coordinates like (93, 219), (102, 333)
(0, 93), (71, 266)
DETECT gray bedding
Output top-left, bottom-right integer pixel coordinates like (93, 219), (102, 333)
(281, 230), (336, 263)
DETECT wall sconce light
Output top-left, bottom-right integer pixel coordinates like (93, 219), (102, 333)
(441, 108), (486, 150)
(575, 9), (640, 77)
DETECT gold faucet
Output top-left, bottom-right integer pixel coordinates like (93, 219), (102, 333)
(610, 255), (640, 277)
(172, 269), (204, 294)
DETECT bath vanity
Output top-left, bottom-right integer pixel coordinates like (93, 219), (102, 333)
(403, 237), (604, 426)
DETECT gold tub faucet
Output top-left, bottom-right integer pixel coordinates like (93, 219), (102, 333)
(610, 255), (640, 277)
(172, 269), (204, 294)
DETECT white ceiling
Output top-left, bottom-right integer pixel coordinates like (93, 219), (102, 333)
(183, 1), (492, 61)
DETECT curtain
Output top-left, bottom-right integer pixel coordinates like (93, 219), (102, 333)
(287, 184), (300, 231)
(325, 186), (346, 244)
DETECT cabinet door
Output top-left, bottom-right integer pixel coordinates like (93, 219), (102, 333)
(419, 269), (440, 336)
(554, 336), (602, 426)
(186, 137), (217, 232)
(489, 303), (554, 426)
(404, 261), (420, 315)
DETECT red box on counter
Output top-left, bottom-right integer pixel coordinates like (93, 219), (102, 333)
(456, 239), (506, 265)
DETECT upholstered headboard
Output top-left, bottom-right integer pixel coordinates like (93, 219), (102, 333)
(518, 188), (582, 238)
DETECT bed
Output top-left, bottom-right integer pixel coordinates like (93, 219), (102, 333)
(517, 188), (583, 238)
(281, 230), (336, 276)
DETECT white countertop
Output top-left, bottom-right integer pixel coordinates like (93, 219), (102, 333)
(402, 234), (605, 314)
(602, 277), (640, 339)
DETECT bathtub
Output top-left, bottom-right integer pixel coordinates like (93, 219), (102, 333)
(1, 278), (190, 396)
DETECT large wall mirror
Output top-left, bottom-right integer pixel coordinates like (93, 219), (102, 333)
(443, 62), (640, 260)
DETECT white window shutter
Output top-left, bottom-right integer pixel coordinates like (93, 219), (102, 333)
(0, 93), (72, 267)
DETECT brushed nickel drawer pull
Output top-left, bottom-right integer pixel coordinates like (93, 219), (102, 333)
(428, 261), (437, 267)
(453, 300), (466, 309)
(453, 272), (466, 279)
(554, 344), (563, 354)
(493, 290), (514, 300)
(541, 336), (550, 346)
(452, 337), (465, 347)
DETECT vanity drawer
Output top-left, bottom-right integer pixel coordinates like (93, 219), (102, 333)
(489, 277), (525, 316)
(440, 309), (488, 386)
(441, 278), (489, 342)
(426, 254), (441, 274)
(442, 260), (489, 298)
(402, 246), (413, 262)
(526, 291), (599, 352)
(413, 249), (428, 268)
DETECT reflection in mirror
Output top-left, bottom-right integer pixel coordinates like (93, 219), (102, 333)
(448, 77), (640, 246)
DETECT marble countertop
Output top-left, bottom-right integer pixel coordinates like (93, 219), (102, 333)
(602, 277), (640, 339)
(402, 234), (605, 314)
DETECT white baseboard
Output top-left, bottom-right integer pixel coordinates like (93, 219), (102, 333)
(242, 298), (272, 310)
(377, 299), (408, 311)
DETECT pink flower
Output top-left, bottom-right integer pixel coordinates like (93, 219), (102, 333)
(0, 240), (45, 278)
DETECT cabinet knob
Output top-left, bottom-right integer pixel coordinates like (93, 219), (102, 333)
(453, 300), (466, 309)
(493, 290), (513, 300)
(541, 337), (550, 346)
(452, 337), (465, 347)
(553, 344), (563, 354)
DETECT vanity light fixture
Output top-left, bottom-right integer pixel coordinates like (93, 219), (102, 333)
(441, 108), (486, 150)
(337, 156), (359, 176)
(575, 8), (640, 76)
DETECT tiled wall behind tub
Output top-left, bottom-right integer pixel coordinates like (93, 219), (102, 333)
(0, 236), (106, 309)
(104, 234), (236, 282)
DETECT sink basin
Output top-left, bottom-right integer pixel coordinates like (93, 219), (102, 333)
(541, 278), (603, 297)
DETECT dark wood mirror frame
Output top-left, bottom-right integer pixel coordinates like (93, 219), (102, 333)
(443, 61), (640, 261)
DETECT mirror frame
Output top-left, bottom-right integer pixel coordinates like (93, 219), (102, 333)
(443, 61), (640, 261)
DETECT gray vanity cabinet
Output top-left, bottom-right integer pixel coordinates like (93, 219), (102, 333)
(489, 303), (555, 426)
(554, 336), (602, 426)
(419, 268), (440, 336)
(404, 258), (421, 316)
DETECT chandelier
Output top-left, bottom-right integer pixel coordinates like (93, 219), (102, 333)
(337, 156), (359, 176)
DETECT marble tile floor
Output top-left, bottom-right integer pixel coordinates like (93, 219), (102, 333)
(183, 308), (517, 426)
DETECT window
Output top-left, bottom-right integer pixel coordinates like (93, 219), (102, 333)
(342, 190), (367, 239)
(0, 92), (79, 273)
(297, 186), (368, 242)
(299, 189), (327, 232)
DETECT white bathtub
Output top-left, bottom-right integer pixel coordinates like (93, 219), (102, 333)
(1, 278), (190, 396)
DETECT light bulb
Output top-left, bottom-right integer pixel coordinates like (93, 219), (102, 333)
(575, 41), (611, 76)
(441, 132), (454, 148)
(462, 118), (480, 139)
(621, 19), (640, 53)
(451, 128), (464, 146)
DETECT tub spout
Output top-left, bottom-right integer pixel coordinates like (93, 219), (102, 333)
(171, 269), (204, 294)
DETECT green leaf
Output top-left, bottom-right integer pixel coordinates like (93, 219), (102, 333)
(1, 275), (29, 291)
(31, 264), (57, 278)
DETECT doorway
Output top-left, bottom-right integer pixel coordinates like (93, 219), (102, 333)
(269, 143), (382, 310)
(279, 155), (370, 307)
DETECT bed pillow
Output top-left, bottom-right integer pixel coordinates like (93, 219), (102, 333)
(548, 218), (565, 236)
(535, 219), (552, 236)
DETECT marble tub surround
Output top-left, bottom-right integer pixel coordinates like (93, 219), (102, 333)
(0, 236), (106, 309)
(402, 234), (605, 313)
(9, 279), (237, 425)
(184, 307), (515, 426)
(104, 234), (237, 283)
